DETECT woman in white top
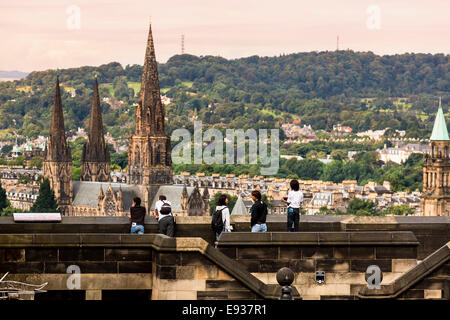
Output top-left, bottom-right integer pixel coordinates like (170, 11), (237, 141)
(215, 194), (231, 240)
(281, 179), (304, 232)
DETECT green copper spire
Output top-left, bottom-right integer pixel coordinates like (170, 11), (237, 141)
(430, 98), (449, 141)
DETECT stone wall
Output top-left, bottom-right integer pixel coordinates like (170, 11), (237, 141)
(217, 231), (420, 300)
(0, 216), (447, 260)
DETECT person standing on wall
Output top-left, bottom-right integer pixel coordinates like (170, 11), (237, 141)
(250, 190), (268, 232)
(128, 197), (146, 235)
(281, 179), (304, 232)
(154, 195), (175, 237)
(212, 194), (231, 241)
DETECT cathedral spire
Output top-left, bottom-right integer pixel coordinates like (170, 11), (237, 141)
(43, 76), (73, 215)
(83, 77), (109, 162)
(46, 76), (71, 162)
(137, 22), (165, 135)
(81, 77), (110, 182)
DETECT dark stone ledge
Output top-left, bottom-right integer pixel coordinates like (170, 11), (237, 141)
(218, 231), (419, 246)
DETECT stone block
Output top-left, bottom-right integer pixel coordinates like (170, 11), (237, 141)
(0, 234), (33, 245)
(301, 295), (321, 300)
(105, 249), (152, 262)
(177, 279), (206, 291)
(206, 280), (246, 290)
(0, 262), (44, 273)
(197, 290), (228, 300)
(350, 259), (392, 272)
(295, 283), (351, 296)
(289, 259), (315, 272)
(44, 262), (117, 273)
(238, 260), (260, 273)
(195, 265), (218, 279)
(176, 266), (195, 279)
(316, 260), (350, 272)
(4, 249), (25, 262)
(228, 290), (257, 300)
(25, 249), (58, 262)
(155, 252), (181, 266)
(350, 284), (366, 295)
(376, 246), (417, 259)
(80, 234), (121, 245)
(324, 272), (366, 284)
(176, 290), (197, 300)
(349, 247), (375, 259)
(294, 273), (315, 285)
(157, 290), (177, 300)
(424, 289), (442, 299)
(279, 247), (301, 259)
(237, 247), (278, 260)
(392, 259), (417, 273)
(301, 247), (333, 259)
(217, 268), (233, 280)
(333, 247), (349, 259)
(414, 279), (446, 290)
(33, 234), (81, 245)
(85, 290), (102, 300)
(259, 260), (290, 273)
(180, 252), (214, 266)
(218, 247), (236, 259)
(156, 266), (177, 279)
(59, 248), (105, 262)
(118, 262), (152, 273)
(400, 289), (424, 299)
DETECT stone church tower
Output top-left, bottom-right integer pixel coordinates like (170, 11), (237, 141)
(421, 99), (450, 216)
(127, 23), (172, 185)
(81, 77), (110, 182)
(42, 77), (73, 215)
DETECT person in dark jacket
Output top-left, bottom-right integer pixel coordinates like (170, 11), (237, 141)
(250, 190), (268, 232)
(128, 197), (146, 234)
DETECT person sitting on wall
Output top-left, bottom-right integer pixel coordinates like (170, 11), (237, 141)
(154, 195), (175, 237)
(128, 197), (146, 235)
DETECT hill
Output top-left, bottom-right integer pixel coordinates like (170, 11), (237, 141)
(0, 51), (449, 140)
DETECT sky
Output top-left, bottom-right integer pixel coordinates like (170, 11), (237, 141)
(1, 0), (449, 72)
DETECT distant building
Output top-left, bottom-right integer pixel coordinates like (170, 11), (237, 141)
(421, 100), (450, 216)
(377, 143), (430, 164)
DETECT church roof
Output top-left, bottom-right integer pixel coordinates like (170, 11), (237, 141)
(430, 100), (449, 141)
(231, 195), (248, 215)
(73, 181), (141, 210)
(149, 185), (195, 212)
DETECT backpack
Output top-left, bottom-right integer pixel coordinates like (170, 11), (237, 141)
(211, 208), (225, 233)
(159, 200), (172, 215)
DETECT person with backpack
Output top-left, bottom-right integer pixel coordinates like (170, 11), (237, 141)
(281, 179), (304, 232)
(250, 190), (268, 232)
(128, 197), (146, 235)
(212, 194), (231, 241)
(154, 195), (175, 237)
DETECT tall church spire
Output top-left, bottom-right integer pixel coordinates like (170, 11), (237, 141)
(46, 76), (71, 161)
(43, 76), (73, 215)
(81, 76), (110, 182)
(127, 23), (173, 186)
(136, 22), (165, 135)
